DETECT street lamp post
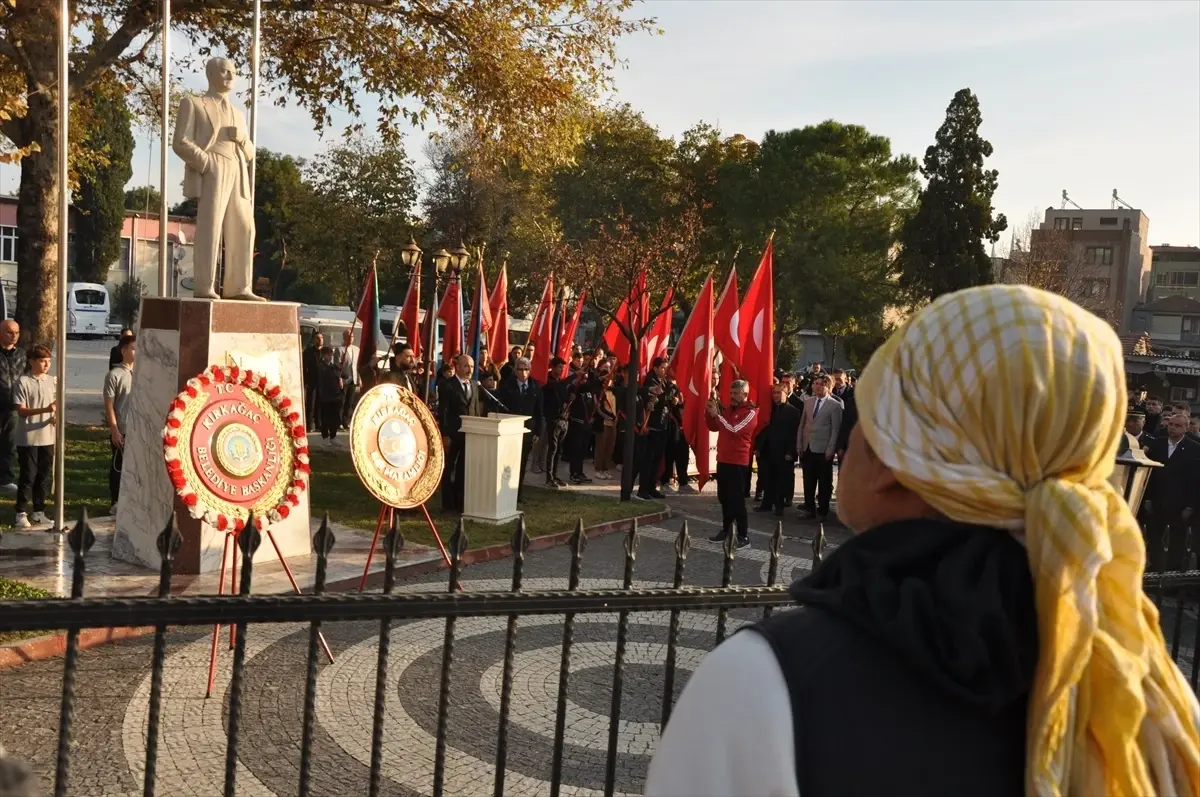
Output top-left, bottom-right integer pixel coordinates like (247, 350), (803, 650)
(398, 241), (472, 405)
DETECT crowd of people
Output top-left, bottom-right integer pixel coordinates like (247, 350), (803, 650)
(1125, 388), (1200, 571)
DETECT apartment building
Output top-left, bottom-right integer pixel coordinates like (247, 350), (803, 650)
(1147, 245), (1200, 302)
(1029, 207), (1152, 331)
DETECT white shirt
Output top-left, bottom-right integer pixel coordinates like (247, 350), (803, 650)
(458, 378), (471, 399)
(340, 344), (360, 385)
(1168, 437), (1181, 458)
(644, 632), (798, 797)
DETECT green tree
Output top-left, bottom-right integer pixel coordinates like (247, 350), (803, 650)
(169, 197), (197, 217)
(897, 88), (1008, 302)
(291, 135), (419, 304)
(73, 82), (133, 283)
(252, 149), (308, 298)
(124, 185), (161, 213)
(550, 105), (680, 241)
(718, 121), (919, 348)
(423, 129), (559, 313)
(0, 1), (654, 344)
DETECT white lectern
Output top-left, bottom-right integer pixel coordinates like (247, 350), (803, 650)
(460, 413), (531, 524)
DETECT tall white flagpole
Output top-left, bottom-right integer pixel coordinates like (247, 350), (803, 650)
(158, 0), (171, 297)
(53, 0), (69, 533)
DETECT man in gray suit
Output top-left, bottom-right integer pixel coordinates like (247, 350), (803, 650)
(171, 57), (263, 301)
(796, 374), (843, 519)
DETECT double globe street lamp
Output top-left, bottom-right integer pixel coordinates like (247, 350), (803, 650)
(399, 239), (472, 405)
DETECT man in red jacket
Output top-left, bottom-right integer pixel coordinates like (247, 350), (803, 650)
(706, 379), (757, 549)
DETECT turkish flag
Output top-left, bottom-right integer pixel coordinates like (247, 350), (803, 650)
(398, 271), (422, 361)
(487, 264), (509, 367)
(603, 297), (631, 365)
(737, 239), (774, 430)
(642, 288), (674, 379)
(436, 279), (464, 365)
(669, 276), (714, 490)
(466, 262), (493, 362)
(557, 291), (586, 362)
(527, 275), (556, 382)
(713, 267), (741, 404)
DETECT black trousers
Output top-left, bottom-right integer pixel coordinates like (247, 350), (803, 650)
(760, 455), (794, 513)
(442, 432), (467, 512)
(565, 421), (588, 477)
(545, 421), (565, 482)
(0, 408), (16, 485)
(661, 426), (689, 486)
(305, 384), (318, 430)
(319, 400), (342, 439)
(1145, 518), (1191, 573)
(110, 442), (124, 505)
(801, 449), (835, 515)
(16, 444), (53, 514)
(638, 430), (666, 495)
(717, 462), (749, 539)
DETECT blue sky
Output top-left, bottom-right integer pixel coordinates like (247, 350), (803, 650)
(5, 0), (1196, 247)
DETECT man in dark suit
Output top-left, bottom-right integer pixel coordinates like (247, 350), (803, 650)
(1125, 410), (1151, 449)
(437, 353), (483, 513)
(498, 357), (543, 502)
(756, 383), (801, 517)
(385, 343), (422, 394)
(1142, 413), (1199, 572)
(830, 368), (857, 461)
(302, 331), (324, 432)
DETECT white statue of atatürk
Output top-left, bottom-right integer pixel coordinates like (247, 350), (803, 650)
(171, 57), (264, 301)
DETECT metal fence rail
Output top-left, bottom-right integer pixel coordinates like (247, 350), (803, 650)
(0, 510), (1196, 797)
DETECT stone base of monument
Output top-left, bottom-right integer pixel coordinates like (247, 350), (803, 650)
(111, 297), (312, 574)
(461, 414), (530, 525)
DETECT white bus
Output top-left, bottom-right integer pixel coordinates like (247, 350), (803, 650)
(66, 282), (111, 337)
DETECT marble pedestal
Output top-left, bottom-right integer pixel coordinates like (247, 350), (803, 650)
(461, 414), (530, 524)
(111, 298), (312, 574)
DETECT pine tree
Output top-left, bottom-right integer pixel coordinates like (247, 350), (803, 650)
(74, 84), (134, 284)
(898, 88), (1007, 301)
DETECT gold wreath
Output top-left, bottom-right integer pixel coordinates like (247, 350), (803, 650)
(350, 383), (444, 509)
(176, 385), (295, 518)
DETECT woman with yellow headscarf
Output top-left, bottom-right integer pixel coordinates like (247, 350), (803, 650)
(646, 284), (1200, 797)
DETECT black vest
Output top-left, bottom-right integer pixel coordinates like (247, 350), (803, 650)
(752, 519), (1037, 797)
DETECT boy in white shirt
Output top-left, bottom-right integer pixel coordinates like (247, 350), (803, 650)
(13, 345), (56, 528)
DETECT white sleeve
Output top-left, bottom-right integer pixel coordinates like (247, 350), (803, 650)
(644, 630), (799, 797)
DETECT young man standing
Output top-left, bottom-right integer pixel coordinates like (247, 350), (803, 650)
(104, 334), (136, 514)
(13, 345), (56, 528)
(705, 379), (757, 549)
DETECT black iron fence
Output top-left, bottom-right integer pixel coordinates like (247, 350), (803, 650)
(0, 512), (1196, 797)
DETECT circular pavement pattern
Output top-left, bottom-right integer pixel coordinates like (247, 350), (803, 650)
(118, 577), (753, 797)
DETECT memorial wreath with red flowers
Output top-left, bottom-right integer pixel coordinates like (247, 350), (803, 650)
(162, 364), (310, 532)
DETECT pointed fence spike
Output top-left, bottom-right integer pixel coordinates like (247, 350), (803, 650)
(570, 517), (588, 556)
(448, 517), (469, 559)
(155, 513), (182, 560)
(313, 513), (337, 556)
(722, 522), (737, 559)
(68, 508), (95, 555)
(770, 520), (784, 557)
(812, 523), (826, 565)
(623, 518), (639, 560)
(674, 520), (691, 560)
(239, 519), (262, 556)
(510, 516), (530, 555)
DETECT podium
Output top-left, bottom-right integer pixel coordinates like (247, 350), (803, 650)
(460, 414), (531, 524)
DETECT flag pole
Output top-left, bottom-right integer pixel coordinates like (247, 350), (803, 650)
(52, 0), (69, 534)
(158, 0), (171, 297)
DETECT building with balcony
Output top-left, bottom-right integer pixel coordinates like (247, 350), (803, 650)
(1148, 245), (1200, 302)
(1029, 207), (1152, 331)
(0, 195), (196, 303)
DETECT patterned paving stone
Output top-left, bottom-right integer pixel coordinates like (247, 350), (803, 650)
(0, 499), (847, 796)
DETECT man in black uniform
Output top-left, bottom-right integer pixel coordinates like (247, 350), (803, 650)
(830, 368), (857, 462)
(302, 331), (324, 432)
(542, 357), (570, 487)
(756, 383), (801, 517)
(637, 358), (670, 500)
(564, 362), (601, 484)
(498, 357), (542, 502)
(436, 354), (483, 513)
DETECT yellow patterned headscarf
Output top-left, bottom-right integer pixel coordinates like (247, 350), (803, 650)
(855, 284), (1200, 796)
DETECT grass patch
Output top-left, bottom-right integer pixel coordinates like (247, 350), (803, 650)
(0, 576), (55, 644)
(0, 425), (664, 550)
(308, 445), (664, 550)
(0, 425), (112, 531)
